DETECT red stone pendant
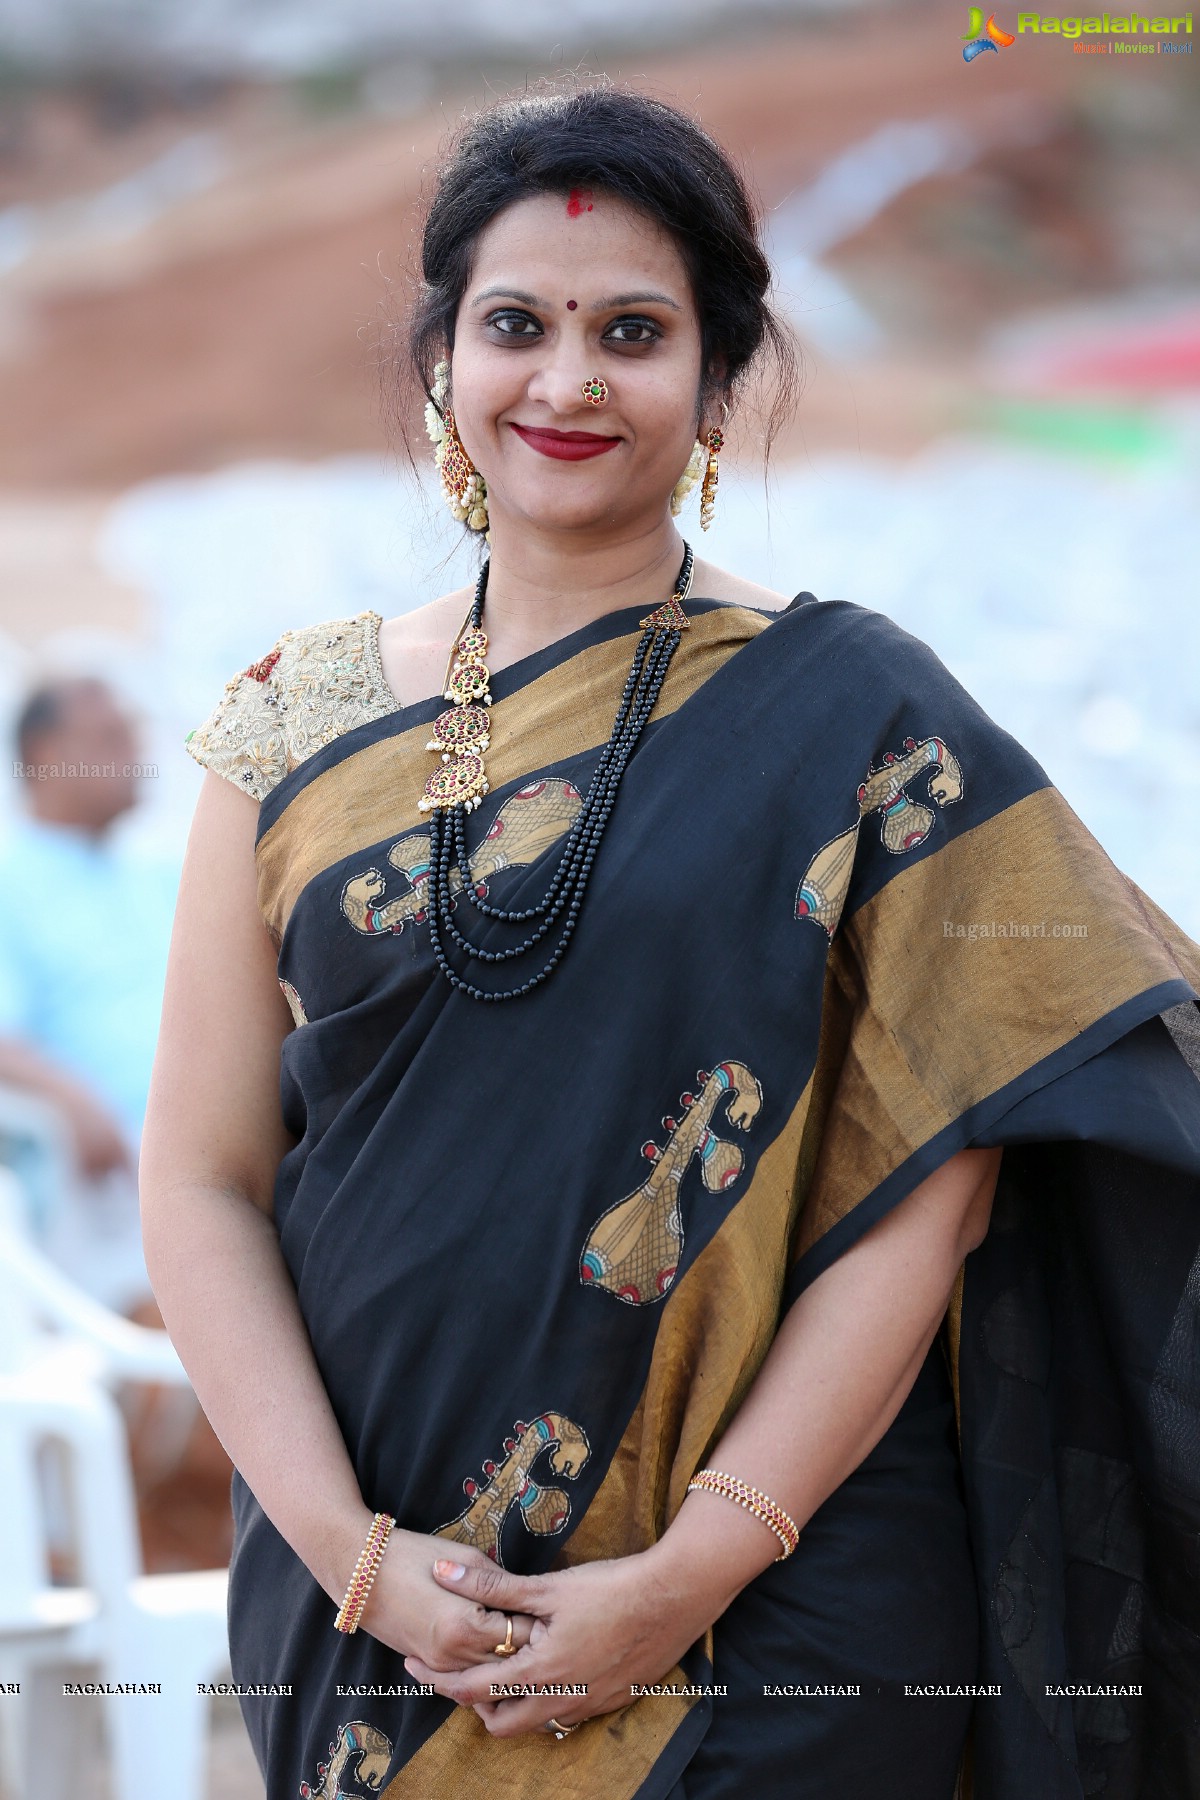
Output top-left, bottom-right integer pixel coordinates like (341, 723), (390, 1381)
(639, 595), (690, 632)
(457, 626), (488, 659)
(426, 704), (491, 755)
(418, 752), (489, 813)
(446, 660), (490, 704)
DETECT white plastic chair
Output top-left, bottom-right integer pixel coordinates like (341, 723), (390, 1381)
(0, 1365), (232, 1800)
(0, 1168), (234, 1800)
(0, 1087), (203, 1486)
(0, 1077), (152, 1318)
(0, 1165), (182, 1384)
(0, 1079), (73, 1245)
(0, 1145), (201, 1478)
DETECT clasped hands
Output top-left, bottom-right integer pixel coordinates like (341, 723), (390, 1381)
(360, 1528), (714, 1739)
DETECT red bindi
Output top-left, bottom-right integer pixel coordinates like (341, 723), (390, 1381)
(566, 187), (594, 218)
(566, 299), (577, 310)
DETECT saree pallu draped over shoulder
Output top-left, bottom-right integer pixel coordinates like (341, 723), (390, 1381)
(213, 594), (1200, 1800)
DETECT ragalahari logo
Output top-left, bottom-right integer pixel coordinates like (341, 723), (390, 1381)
(962, 8), (1017, 58)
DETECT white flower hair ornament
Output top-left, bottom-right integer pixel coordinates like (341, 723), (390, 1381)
(425, 359), (491, 539)
(670, 439), (706, 517)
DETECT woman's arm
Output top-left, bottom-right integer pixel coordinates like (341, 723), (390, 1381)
(139, 772), (376, 1600)
(641, 1141), (1002, 1621)
(409, 1140), (1002, 1733)
(139, 773), (537, 1668)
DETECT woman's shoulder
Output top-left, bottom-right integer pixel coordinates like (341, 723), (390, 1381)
(767, 591), (1034, 773)
(775, 590), (967, 686)
(702, 567), (975, 708)
(183, 610), (396, 803)
(693, 559), (792, 613)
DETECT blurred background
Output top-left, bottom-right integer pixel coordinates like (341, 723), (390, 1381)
(0, 0), (1196, 1793)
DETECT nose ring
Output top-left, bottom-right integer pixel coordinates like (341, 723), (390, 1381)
(581, 376), (608, 406)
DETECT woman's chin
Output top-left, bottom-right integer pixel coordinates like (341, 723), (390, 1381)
(494, 487), (644, 537)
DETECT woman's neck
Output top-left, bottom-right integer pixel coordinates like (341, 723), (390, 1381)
(475, 515), (688, 658)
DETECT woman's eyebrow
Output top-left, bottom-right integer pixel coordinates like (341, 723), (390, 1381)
(592, 291), (682, 311)
(470, 286), (547, 308)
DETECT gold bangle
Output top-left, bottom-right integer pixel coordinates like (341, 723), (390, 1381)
(334, 1511), (395, 1633)
(686, 1469), (800, 1561)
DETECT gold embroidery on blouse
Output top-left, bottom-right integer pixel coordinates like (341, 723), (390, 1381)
(184, 612), (400, 802)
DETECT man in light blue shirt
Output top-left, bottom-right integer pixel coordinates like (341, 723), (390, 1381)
(0, 675), (179, 1311)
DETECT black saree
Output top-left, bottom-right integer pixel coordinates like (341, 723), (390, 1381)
(185, 589), (1200, 1800)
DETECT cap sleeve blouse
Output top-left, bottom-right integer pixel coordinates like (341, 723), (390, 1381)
(183, 611), (397, 802)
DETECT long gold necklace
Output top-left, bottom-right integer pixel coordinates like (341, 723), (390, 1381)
(418, 544), (694, 1001)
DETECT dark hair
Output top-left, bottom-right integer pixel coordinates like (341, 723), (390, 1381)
(13, 677), (109, 764)
(395, 82), (800, 468)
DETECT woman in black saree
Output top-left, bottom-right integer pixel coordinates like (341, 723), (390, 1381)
(141, 87), (1200, 1800)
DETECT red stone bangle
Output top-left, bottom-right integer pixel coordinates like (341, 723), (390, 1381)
(334, 1511), (395, 1634)
(686, 1469), (800, 1561)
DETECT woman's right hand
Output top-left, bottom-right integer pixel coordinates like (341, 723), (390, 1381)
(357, 1528), (538, 1674)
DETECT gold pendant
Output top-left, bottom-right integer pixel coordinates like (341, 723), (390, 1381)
(638, 595), (690, 632)
(426, 704), (491, 756)
(418, 753), (489, 813)
(419, 621), (494, 813)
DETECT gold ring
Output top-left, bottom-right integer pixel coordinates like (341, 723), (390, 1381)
(544, 1717), (581, 1738)
(492, 1614), (517, 1657)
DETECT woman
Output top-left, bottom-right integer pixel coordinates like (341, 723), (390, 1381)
(141, 88), (1200, 1800)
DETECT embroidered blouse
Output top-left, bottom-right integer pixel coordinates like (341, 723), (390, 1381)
(183, 611), (397, 801)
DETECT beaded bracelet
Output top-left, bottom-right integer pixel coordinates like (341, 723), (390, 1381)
(686, 1469), (800, 1562)
(334, 1511), (395, 1633)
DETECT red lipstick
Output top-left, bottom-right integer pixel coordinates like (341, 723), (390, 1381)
(510, 424), (621, 462)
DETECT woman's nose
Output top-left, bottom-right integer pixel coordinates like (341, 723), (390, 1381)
(524, 336), (596, 417)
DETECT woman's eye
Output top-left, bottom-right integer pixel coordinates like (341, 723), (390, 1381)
(487, 310), (542, 337)
(604, 317), (661, 345)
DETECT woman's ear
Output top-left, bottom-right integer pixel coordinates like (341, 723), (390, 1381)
(699, 365), (732, 437)
(699, 400), (732, 444)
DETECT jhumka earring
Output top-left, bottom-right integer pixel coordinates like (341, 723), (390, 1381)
(425, 360), (489, 536)
(699, 425), (723, 532)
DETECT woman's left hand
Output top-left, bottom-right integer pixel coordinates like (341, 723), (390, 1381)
(401, 1549), (710, 1737)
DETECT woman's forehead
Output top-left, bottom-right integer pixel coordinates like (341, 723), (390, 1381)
(468, 191), (691, 294)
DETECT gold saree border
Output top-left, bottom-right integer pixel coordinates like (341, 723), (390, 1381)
(793, 783), (1200, 1268)
(255, 603), (773, 946)
(376, 1667), (699, 1800)
(795, 782), (1200, 1453)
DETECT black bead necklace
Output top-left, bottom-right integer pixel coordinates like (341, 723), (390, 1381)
(419, 543), (695, 1002)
